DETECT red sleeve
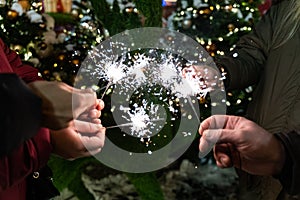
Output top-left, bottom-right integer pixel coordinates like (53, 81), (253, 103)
(0, 128), (52, 191)
(0, 39), (42, 82)
(0, 38), (52, 191)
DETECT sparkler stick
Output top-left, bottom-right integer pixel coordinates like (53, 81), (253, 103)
(106, 118), (165, 130)
(100, 81), (112, 99)
(186, 96), (200, 122)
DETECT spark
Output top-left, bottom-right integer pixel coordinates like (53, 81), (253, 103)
(83, 43), (224, 138)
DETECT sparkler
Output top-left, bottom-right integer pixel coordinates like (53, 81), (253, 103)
(107, 105), (165, 138)
(100, 62), (127, 99)
(86, 44), (223, 137)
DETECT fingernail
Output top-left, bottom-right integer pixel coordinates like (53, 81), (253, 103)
(204, 130), (211, 139)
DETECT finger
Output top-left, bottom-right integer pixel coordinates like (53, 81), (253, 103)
(95, 99), (105, 110)
(80, 128), (105, 151)
(92, 118), (101, 124)
(215, 154), (232, 168)
(88, 109), (101, 119)
(74, 120), (103, 134)
(76, 115), (102, 124)
(199, 115), (228, 135)
(199, 128), (239, 159)
(78, 106), (101, 120)
(199, 136), (215, 158)
(203, 129), (240, 144)
(89, 148), (102, 155)
(202, 129), (223, 143)
(214, 144), (233, 168)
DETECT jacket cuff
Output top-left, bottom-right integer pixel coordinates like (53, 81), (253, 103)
(274, 132), (300, 195)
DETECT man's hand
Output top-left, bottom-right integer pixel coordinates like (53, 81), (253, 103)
(182, 65), (222, 92)
(199, 115), (286, 176)
(78, 99), (104, 124)
(50, 120), (106, 159)
(28, 81), (98, 130)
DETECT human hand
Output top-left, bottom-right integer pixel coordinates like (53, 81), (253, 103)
(182, 65), (222, 92)
(78, 99), (104, 124)
(50, 120), (106, 159)
(28, 81), (98, 130)
(198, 115), (285, 176)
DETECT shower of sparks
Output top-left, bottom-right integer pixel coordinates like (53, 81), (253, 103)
(119, 101), (164, 138)
(86, 45), (222, 100)
(128, 108), (149, 132)
(80, 42), (225, 137)
(107, 102), (165, 138)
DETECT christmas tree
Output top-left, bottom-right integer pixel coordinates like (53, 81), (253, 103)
(168, 0), (262, 117)
(0, 0), (106, 85)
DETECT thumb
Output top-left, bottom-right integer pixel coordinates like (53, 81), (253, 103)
(74, 120), (104, 134)
(199, 129), (222, 157)
(199, 129), (238, 157)
(204, 129), (239, 144)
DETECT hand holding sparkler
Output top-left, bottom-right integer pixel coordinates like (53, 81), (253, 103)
(28, 81), (99, 130)
(78, 99), (104, 124)
(50, 96), (106, 160)
(181, 65), (225, 95)
(199, 115), (285, 176)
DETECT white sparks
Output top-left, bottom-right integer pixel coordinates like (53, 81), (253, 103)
(105, 62), (127, 83)
(128, 107), (150, 136)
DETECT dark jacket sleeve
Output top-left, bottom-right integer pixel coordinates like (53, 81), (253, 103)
(274, 131), (300, 195)
(0, 74), (42, 156)
(216, 4), (276, 90)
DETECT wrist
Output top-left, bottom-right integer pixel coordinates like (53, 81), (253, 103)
(271, 134), (286, 175)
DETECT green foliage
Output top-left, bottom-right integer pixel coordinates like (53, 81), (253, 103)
(134, 0), (162, 27)
(48, 156), (95, 199)
(126, 173), (165, 200)
(173, 0), (262, 57)
(89, 0), (142, 36)
(47, 12), (77, 25)
(68, 170), (94, 200)
(90, 0), (162, 36)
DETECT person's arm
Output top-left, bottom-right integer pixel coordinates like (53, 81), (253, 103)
(274, 131), (300, 195)
(198, 115), (300, 195)
(216, 4), (278, 90)
(0, 38), (45, 155)
(0, 111), (105, 191)
(0, 38), (99, 130)
(0, 128), (52, 191)
(198, 115), (285, 176)
(0, 74), (42, 155)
